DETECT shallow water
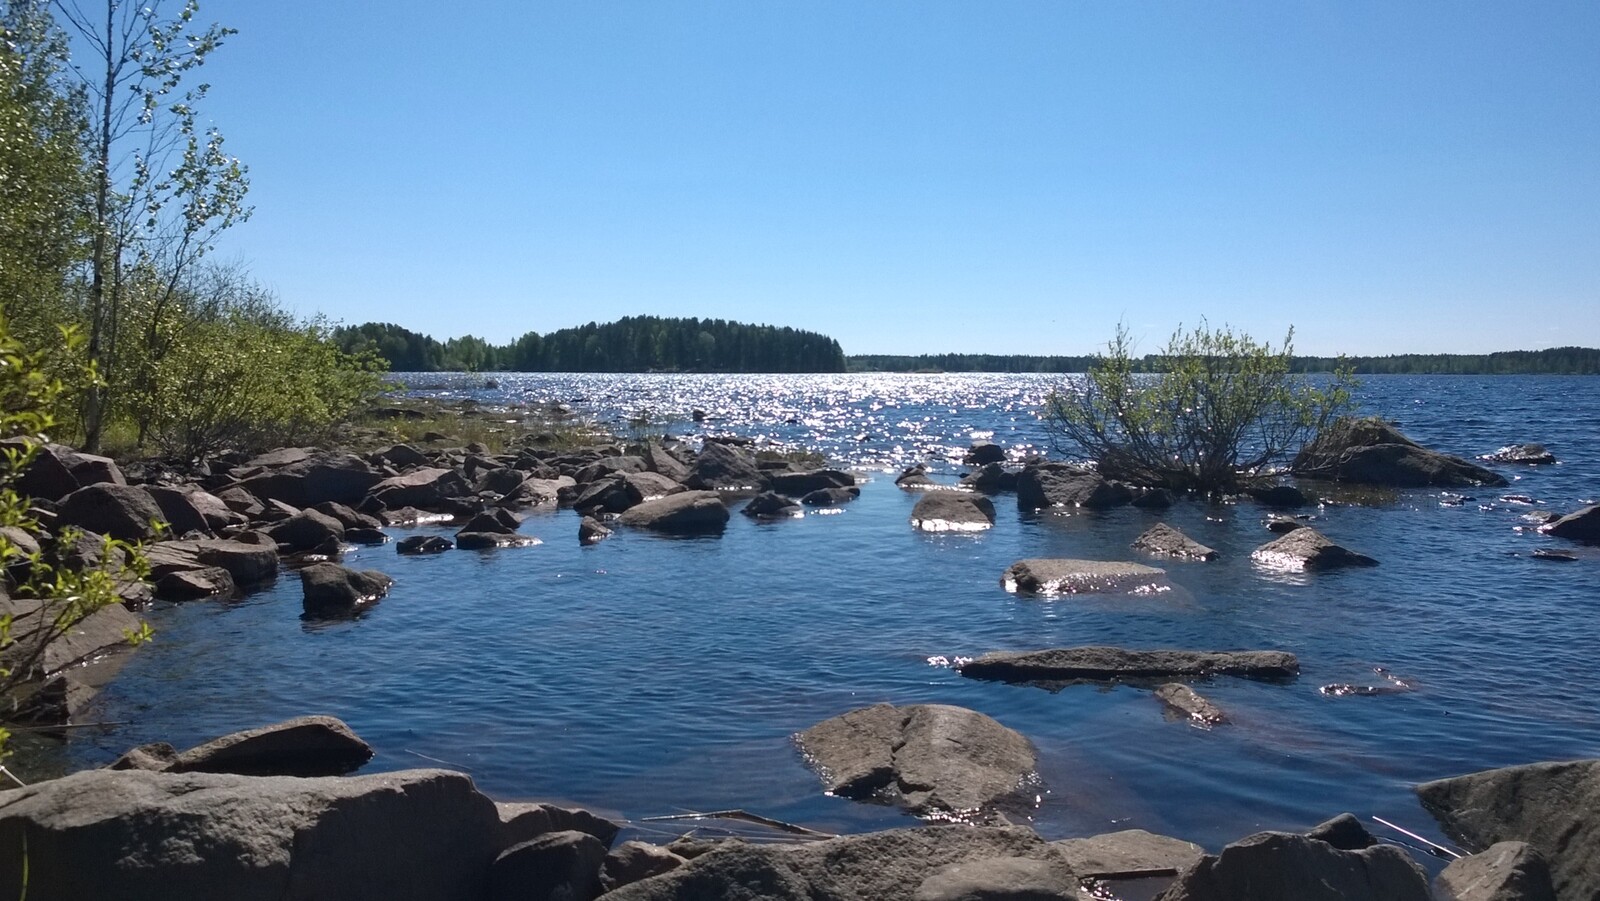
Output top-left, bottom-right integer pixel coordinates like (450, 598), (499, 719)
(38, 374), (1600, 856)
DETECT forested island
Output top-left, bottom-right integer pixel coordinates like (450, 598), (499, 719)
(335, 316), (847, 373)
(850, 347), (1600, 375)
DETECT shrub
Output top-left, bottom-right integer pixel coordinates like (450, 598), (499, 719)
(1044, 322), (1356, 493)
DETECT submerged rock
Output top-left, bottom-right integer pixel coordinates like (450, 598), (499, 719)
(1251, 527), (1378, 570)
(578, 516), (612, 545)
(396, 535), (452, 555)
(1247, 484), (1308, 508)
(911, 493), (996, 531)
(1540, 504), (1600, 542)
(1132, 523), (1217, 561)
(1482, 443), (1557, 466)
(767, 469), (855, 496)
(1154, 683), (1227, 726)
(801, 486), (860, 506)
(796, 703), (1037, 816)
(1000, 558), (1168, 595)
(1293, 417), (1508, 488)
(959, 646), (1299, 684)
(895, 465), (936, 489)
(300, 563), (394, 617)
(1417, 758), (1600, 901)
(742, 491), (803, 518)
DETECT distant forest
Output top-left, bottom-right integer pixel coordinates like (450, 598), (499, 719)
(849, 347), (1600, 375)
(334, 316), (847, 373)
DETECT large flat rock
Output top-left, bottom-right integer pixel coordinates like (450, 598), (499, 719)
(1001, 559), (1168, 595)
(959, 646), (1299, 685)
(797, 703), (1037, 817)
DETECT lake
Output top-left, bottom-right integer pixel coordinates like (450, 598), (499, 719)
(38, 373), (1600, 857)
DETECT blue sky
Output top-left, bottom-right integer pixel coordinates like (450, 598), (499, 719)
(180, 1), (1598, 356)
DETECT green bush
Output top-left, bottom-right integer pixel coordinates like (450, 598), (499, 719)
(1044, 322), (1356, 493)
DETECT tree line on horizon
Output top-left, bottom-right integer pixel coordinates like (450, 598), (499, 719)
(850, 347), (1600, 375)
(334, 316), (848, 373)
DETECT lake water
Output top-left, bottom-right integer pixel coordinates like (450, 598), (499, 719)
(38, 374), (1600, 859)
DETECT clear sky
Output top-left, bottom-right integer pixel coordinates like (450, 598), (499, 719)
(178, 1), (1598, 357)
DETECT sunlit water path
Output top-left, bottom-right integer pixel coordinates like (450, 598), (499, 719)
(43, 374), (1600, 854)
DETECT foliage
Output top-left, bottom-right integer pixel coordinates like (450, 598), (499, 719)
(1044, 322), (1356, 493)
(0, 317), (147, 759)
(337, 315), (849, 373)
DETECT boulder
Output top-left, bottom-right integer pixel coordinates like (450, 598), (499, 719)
(767, 469), (855, 496)
(488, 830), (607, 901)
(239, 462), (386, 508)
(165, 715), (375, 777)
(144, 486), (214, 537)
(600, 842), (689, 893)
(0, 594), (144, 679)
(964, 442), (1007, 466)
(599, 825), (1074, 901)
(1000, 559), (1167, 595)
(686, 441), (765, 491)
(1434, 841), (1557, 901)
(154, 566), (236, 601)
(1251, 527), (1378, 570)
(496, 802), (621, 849)
(60, 449), (125, 486)
(1017, 463), (1132, 511)
(476, 466), (530, 496)
(1132, 524), (1217, 561)
(1247, 484), (1307, 508)
(456, 508), (523, 536)
(959, 463), (1017, 493)
(0, 767), (504, 901)
(1052, 829), (1205, 878)
(1154, 683), (1227, 726)
(247, 447), (314, 468)
(310, 501), (384, 531)
(108, 741), (180, 772)
(1540, 504), (1600, 542)
(368, 467), (472, 510)
(145, 539), (279, 587)
(742, 492), (803, 518)
(642, 441), (692, 483)
(1153, 830), (1429, 901)
(1482, 444), (1557, 466)
(896, 465), (936, 489)
(574, 476), (638, 514)
(796, 703), (1036, 816)
(617, 491), (729, 532)
(455, 531), (541, 550)
(54, 483), (167, 542)
(959, 646), (1299, 684)
(1, 438), (80, 501)
(269, 508), (347, 552)
(1293, 417), (1508, 488)
(801, 486), (859, 506)
(579, 516), (612, 545)
(397, 535), (453, 555)
(1131, 487), (1176, 509)
(911, 493), (996, 531)
(573, 455), (647, 484)
(300, 563), (394, 617)
(376, 443), (431, 468)
(1266, 515), (1306, 534)
(502, 476), (570, 507)
(1305, 813), (1376, 850)
(622, 470), (684, 501)
(1416, 758), (1600, 901)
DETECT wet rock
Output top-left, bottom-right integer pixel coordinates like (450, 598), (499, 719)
(1306, 813), (1376, 850)
(579, 516), (612, 545)
(397, 535), (453, 555)
(1293, 417), (1508, 488)
(600, 841), (689, 893)
(1417, 758), (1600, 901)
(964, 442), (1007, 466)
(1000, 559), (1167, 595)
(1540, 504), (1600, 542)
(269, 508), (347, 552)
(1052, 829), (1205, 878)
(959, 646), (1299, 684)
(802, 486), (859, 506)
(1017, 463), (1132, 511)
(1251, 527), (1378, 570)
(0, 767), (505, 901)
(600, 825), (1072, 901)
(896, 465), (936, 489)
(455, 531), (541, 550)
(54, 483), (167, 542)
(768, 469), (855, 496)
(912, 493), (997, 531)
(489, 830), (607, 901)
(1247, 484), (1307, 508)
(617, 491), (729, 532)
(686, 441), (764, 491)
(959, 463), (1017, 493)
(1133, 523), (1217, 561)
(154, 566), (236, 601)
(742, 491), (803, 518)
(1154, 830), (1430, 901)
(797, 703), (1037, 816)
(1482, 444), (1557, 466)
(1435, 841), (1557, 901)
(1155, 683), (1227, 726)
(300, 563), (394, 617)
(164, 715), (375, 777)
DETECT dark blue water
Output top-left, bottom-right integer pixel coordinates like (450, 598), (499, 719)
(50, 375), (1600, 855)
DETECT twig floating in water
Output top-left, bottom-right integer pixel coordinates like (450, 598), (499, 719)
(640, 809), (835, 838)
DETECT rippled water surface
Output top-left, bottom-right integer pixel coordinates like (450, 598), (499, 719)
(47, 374), (1600, 854)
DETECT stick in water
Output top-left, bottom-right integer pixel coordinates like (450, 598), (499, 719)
(640, 809), (835, 838)
(1370, 816), (1463, 859)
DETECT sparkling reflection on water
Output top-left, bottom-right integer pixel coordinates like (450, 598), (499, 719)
(46, 375), (1600, 856)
